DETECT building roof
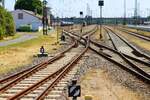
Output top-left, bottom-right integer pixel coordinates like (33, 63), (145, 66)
(11, 9), (44, 20)
(23, 10), (42, 20)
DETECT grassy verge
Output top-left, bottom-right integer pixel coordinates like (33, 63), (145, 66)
(121, 26), (150, 37)
(0, 30), (60, 75)
(0, 34), (21, 42)
(112, 27), (150, 51)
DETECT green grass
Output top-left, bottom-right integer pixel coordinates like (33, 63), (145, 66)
(0, 28), (62, 75)
(0, 34), (21, 42)
(0, 35), (55, 51)
(0, 33), (60, 75)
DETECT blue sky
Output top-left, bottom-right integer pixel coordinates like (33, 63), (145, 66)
(5, 0), (150, 17)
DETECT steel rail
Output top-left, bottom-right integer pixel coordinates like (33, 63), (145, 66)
(8, 54), (77, 100)
(0, 41), (74, 85)
(104, 27), (150, 79)
(0, 40), (77, 93)
(118, 27), (150, 41)
(105, 26), (150, 60)
(65, 28), (150, 67)
(8, 40), (78, 100)
(35, 40), (89, 100)
(64, 30), (150, 83)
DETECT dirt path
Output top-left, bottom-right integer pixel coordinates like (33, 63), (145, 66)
(80, 69), (143, 100)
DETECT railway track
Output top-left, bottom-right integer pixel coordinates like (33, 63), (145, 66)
(0, 24), (149, 100)
(103, 27), (150, 78)
(63, 27), (150, 83)
(105, 26), (150, 60)
(0, 36), (89, 100)
(117, 27), (150, 41)
(0, 39), (76, 85)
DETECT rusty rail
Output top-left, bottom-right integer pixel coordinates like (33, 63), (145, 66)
(35, 39), (89, 100)
(105, 26), (150, 59)
(0, 40), (76, 93)
(64, 30), (150, 83)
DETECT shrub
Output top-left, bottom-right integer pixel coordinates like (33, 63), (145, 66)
(18, 25), (32, 32)
(0, 26), (4, 39)
(5, 11), (15, 36)
(0, 6), (16, 39)
(0, 7), (6, 37)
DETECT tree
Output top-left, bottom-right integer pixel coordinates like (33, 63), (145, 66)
(0, 6), (6, 39)
(5, 11), (15, 36)
(0, 6), (15, 39)
(15, 0), (42, 15)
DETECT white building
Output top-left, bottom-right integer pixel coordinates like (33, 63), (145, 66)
(11, 9), (43, 31)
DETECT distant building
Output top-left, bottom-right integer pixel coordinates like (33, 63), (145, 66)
(11, 9), (50, 31)
(144, 21), (150, 25)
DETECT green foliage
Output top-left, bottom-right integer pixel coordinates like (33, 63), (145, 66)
(0, 6), (6, 35)
(15, 0), (42, 15)
(0, 26), (4, 39)
(18, 25), (32, 32)
(0, 6), (15, 39)
(5, 11), (16, 36)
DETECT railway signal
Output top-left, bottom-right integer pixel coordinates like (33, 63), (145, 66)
(98, 0), (104, 39)
(68, 79), (81, 100)
(80, 11), (83, 33)
(42, 0), (48, 35)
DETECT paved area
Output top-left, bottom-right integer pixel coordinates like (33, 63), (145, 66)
(0, 34), (38, 47)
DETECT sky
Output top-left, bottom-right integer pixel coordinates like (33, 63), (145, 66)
(5, 0), (150, 18)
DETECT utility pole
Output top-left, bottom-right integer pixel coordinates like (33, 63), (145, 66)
(42, 0), (48, 35)
(134, 0), (138, 25)
(98, 0), (104, 39)
(123, 0), (126, 25)
(89, 10), (93, 25)
(56, 17), (59, 44)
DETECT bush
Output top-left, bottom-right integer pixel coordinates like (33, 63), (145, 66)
(18, 25), (32, 32)
(0, 26), (4, 39)
(0, 7), (6, 37)
(5, 11), (15, 36)
(0, 6), (16, 39)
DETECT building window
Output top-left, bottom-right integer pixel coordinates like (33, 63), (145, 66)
(18, 13), (23, 19)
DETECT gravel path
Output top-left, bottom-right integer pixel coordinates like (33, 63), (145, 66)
(76, 52), (150, 100)
(0, 34), (38, 47)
